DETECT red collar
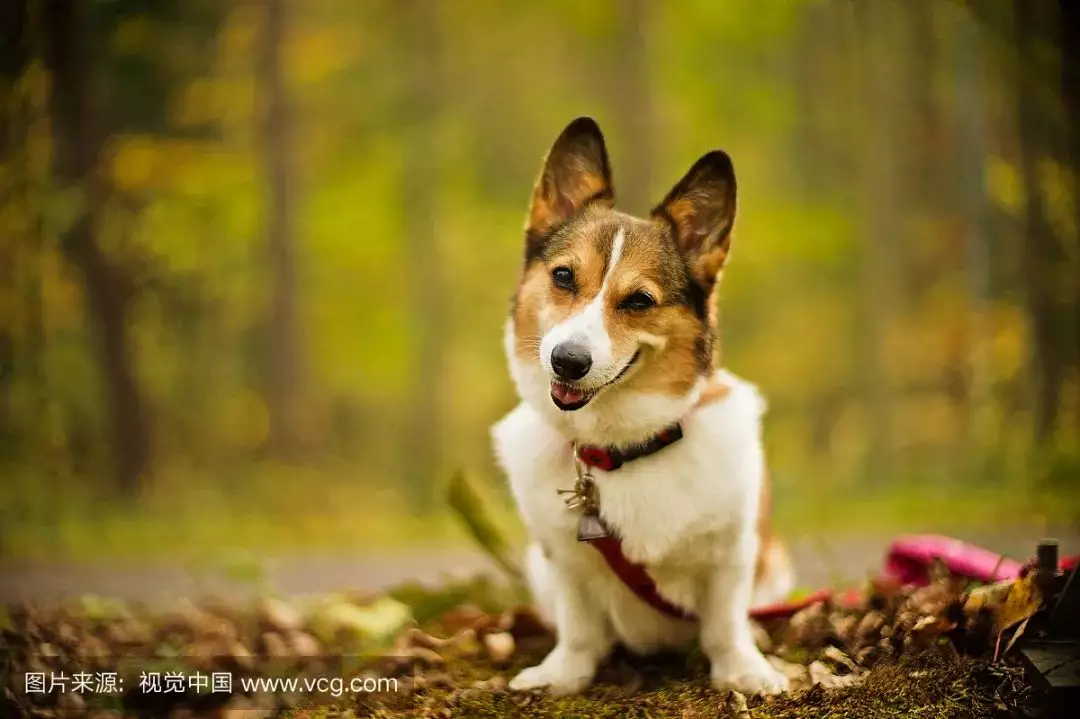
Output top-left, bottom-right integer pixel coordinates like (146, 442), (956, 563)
(575, 423), (684, 471)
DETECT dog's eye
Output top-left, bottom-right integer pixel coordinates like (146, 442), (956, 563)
(619, 291), (656, 311)
(551, 266), (575, 291)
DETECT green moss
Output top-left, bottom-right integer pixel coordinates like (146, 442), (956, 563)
(282, 640), (1028, 719)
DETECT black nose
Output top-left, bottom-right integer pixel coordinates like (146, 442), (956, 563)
(551, 342), (592, 380)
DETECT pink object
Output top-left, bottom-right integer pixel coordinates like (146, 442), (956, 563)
(884, 534), (1024, 585)
(746, 535), (1078, 621)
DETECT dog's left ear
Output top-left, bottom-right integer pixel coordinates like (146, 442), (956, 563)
(652, 151), (736, 282)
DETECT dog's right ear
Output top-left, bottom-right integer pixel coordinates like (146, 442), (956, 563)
(525, 117), (614, 255)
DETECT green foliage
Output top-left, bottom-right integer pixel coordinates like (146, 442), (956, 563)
(0, 0), (1077, 559)
(445, 471), (523, 583)
(388, 575), (520, 626)
(307, 595), (412, 652)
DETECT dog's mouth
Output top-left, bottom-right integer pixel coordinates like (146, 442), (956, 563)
(550, 350), (641, 412)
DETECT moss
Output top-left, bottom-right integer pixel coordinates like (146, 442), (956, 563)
(282, 638), (1033, 719)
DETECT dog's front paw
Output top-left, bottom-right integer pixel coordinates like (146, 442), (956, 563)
(509, 650), (596, 696)
(710, 651), (789, 696)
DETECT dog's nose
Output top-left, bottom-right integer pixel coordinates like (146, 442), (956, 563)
(551, 342), (592, 380)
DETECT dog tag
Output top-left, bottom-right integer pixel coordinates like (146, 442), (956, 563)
(560, 443), (612, 542)
(577, 510), (611, 541)
(559, 481), (610, 541)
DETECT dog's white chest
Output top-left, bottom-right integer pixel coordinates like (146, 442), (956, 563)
(491, 374), (767, 639)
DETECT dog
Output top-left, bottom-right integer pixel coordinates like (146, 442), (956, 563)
(491, 117), (794, 696)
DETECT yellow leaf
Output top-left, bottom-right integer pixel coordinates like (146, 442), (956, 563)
(111, 136), (157, 192)
(985, 155), (1023, 216)
(994, 573), (1042, 635)
(308, 597), (411, 645)
(963, 573), (1043, 637)
(286, 28), (357, 86)
(1003, 615), (1032, 657)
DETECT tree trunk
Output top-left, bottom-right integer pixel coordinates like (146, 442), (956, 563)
(399, 0), (443, 509)
(0, 1), (30, 452)
(849, 0), (898, 481)
(794, 3), (848, 461)
(1059, 0), (1080, 430)
(260, 0), (302, 456)
(953, 4), (993, 463)
(1014, 0), (1068, 447)
(40, 0), (151, 495)
(611, 0), (651, 215)
(907, 0), (944, 218)
(791, 2), (827, 201)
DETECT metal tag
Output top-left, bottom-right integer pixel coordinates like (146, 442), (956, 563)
(557, 444), (611, 542)
(577, 511), (611, 541)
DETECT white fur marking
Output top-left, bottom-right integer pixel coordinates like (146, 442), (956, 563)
(602, 228), (626, 287)
(540, 229), (626, 386)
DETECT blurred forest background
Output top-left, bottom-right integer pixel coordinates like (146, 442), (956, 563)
(0, 0), (1078, 562)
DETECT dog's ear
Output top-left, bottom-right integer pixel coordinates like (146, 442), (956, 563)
(652, 151), (736, 282)
(526, 117), (614, 250)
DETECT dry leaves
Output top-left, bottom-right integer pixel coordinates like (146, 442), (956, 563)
(0, 571), (1055, 718)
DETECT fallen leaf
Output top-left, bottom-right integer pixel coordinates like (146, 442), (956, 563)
(724, 690), (750, 718)
(259, 632), (290, 659)
(470, 675), (508, 692)
(856, 610), (885, 643)
(962, 580), (1012, 624)
(438, 604), (493, 634)
(441, 627), (483, 658)
(309, 597), (412, 645)
(809, 660), (864, 689)
(257, 598), (303, 633)
(286, 630), (320, 656)
(1001, 615), (1032, 659)
(403, 646), (444, 666)
(482, 631), (515, 664)
(822, 645), (859, 673)
(992, 573), (1042, 635)
(228, 640), (255, 671)
(912, 614), (957, 637)
(396, 626), (444, 651)
(751, 621), (773, 653)
(855, 645), (880, 667)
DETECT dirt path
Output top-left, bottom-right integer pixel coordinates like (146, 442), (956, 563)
(2, 528), (1076, 604)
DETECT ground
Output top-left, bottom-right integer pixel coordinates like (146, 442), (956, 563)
(2, 474), (1073, 717)
(0, 567), (1051, 718)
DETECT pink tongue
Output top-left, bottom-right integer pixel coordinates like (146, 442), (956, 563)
(552, 382), (585, 404)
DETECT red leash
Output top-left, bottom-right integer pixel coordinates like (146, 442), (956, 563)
(571, 429), (1076, 622)
(587, 537), (695, 620)
(586, 529), (1077, 622)
(574, 427), (846, 622)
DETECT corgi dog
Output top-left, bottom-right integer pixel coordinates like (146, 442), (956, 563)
(491, 117), (794, 696)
